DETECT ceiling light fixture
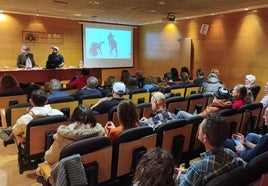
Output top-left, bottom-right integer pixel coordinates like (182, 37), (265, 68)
(167, 13), (175, 21)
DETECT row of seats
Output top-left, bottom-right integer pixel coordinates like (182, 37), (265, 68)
(36, 116), (268, 186)
(219, 102), (265, 136)
(19, 116), (203, 180)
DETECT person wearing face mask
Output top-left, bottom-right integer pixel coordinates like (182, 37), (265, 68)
(46, 46), (65, 69)
(17, 45), (37, 69)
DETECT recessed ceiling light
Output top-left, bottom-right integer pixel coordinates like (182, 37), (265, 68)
(158, 1), (166, 5)
(74, 13), (82, 16)
(89, 1), (100, 5)
(244, 8), (249, 11)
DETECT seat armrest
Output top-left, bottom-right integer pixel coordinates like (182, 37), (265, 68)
(0, 108), (7, 129)
(38, 162), (52, 181)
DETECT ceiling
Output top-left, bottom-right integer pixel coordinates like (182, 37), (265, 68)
(1, 0), (268, 25)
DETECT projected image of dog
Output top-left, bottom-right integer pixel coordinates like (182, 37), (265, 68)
(108, 33), (118, 57)
(89, 42), (104, 57)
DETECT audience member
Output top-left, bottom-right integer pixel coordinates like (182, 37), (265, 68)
(171, 67), (180, 81)
(133, 147), (176, 186)
(102, 75), (117, 97)
(143, 76), (158, 92)
(17, 45), (37, 69)
(260, 82), (268, 107)
(180, 66), (190, 78)
(244, 74), (256, 89)
(232, 84), (254, 109)
(91, 81), (126, 114)
(200, 72), (223, 95)
(47, 79), (69, 100)
(104, 99), (139, 143)
(176, 87), (232, 119)
(178, 72), (191, 86)
(164, 72), (177, 86)
(193, 69), (206, 86)
(120, 69), (131, 85)
(67, 68), (90, 89)
(72, 76), (102, 100)
(135, 71), (145, 88)
(140, 91), (176, 130)
(46, 46), (64, 69)
(223, 107), (268, 162)
(12, 90), (64, 143)
(41, 105), (104, 166)
(177, 113), (242, 185)
(0, 74), (24, 95)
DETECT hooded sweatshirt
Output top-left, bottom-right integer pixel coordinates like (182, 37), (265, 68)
(13, 105), (63, 139)
(45, 122), (104, 165)
(201, 73), (223, 95)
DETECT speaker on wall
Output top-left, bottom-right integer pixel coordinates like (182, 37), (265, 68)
(200, 24), (210, 35)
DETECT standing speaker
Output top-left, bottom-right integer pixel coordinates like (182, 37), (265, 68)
(200, 24), (210, 35)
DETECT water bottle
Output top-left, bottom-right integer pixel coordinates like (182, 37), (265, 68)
(79, 60), (84, 68)
(193, 109), (198, 116)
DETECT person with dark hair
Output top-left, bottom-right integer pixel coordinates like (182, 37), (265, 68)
(91, 81), (126, 114)
(223, 107), (268, 162)
(104, 99), (139, 143)
(180, 66), (190, 77)
(67, 68), (90, 89)
(0, 73), (24, 94)
(46, 46), (64, 69)
(133, 147), (176, 186)
(140, 91), (176, 130)
(17, 45), (37, 69)
(232, 84), (254, 109)
(71, 76), (102, 100)
(164, 72), (177, 86)
(171, 68), (180, 81)
(193, 69), (206, 86)
(12, 90), (64, 143)
(102, 75), (117, 97)
(43, 105), (104, 165)
(143, 76), (158, 92)
(177, 114), (242, 185)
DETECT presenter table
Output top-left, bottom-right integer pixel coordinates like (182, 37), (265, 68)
(0, 68), (101, 83)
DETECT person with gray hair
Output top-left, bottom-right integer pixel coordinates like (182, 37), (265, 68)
(47, 78), (69, 100)
(17, 45), (37, 69)
(72, 76), (102, 100)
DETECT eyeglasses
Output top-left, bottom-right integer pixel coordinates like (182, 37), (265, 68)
(151, 94), (157, 103)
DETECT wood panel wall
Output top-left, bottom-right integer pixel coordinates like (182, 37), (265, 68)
(139, 9), (268, 101)
(1, 9), (268, 101)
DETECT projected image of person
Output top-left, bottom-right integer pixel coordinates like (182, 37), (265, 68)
(89, 41), (104, 57)
(108, 32), (118, 57)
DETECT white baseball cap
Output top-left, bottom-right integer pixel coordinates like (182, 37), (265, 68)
(52, 46), (59, 51)
(113, 82), (126, 95)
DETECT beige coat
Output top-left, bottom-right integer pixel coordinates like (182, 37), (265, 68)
(45, 122), (104, 165)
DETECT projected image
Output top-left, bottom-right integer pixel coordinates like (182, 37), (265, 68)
(85, 28), (131, 59)
(83, 23), (133, 68)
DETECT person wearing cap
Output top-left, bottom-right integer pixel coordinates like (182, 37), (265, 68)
(47, 78), (69, 100)
(46, 46), (65, 69)
(91, 81), (126, 114)
(140, 91), (176, 130)
(244, 74), (256, 89)
(17, 45), (37, 69)
(176, 87), (232, 119)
